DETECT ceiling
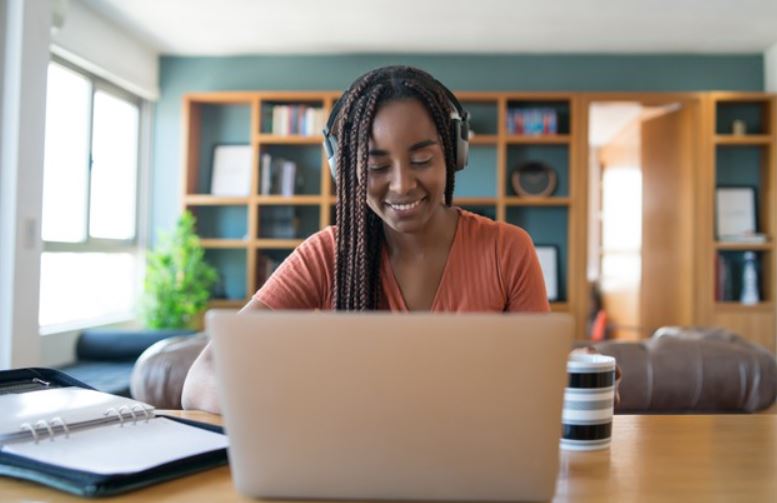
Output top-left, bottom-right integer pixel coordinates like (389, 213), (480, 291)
(81, 0), (777, 56)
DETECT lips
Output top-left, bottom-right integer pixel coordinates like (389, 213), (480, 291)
(384, 196), (426, 217)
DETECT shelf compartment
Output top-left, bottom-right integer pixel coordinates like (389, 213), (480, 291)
(715, 145), (767, 236)
(715, 100), (771, 135)
(188, 103), (251, 196)
(258, 144), (322, 196)
(506, 206), (568, 302)
(205, 248), (248, 302)
(257, 205), (320, 240)
(506, 100), (571, 135)
(458, 100), (499, 136)
(191, 205), (248, 240)
(454, 145), (498, 198)
(506, 144), (570, 198)
(259, 100), (325, 136)
(714, 250), (771, 303)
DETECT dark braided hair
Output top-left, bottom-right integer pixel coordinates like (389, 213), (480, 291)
(330, 66), (459, 310)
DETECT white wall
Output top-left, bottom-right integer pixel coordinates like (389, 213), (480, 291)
(50, 0), (158, 100)
(0, 0), (51, 369)
(766, 43), (777, 92)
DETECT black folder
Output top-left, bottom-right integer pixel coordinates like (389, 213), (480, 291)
(0, 367), (228, 497)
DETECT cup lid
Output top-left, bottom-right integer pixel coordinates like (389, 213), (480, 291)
(567, 353), (616, 372)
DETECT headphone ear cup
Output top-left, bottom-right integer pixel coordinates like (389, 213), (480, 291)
(322, 131), (338, 180)
(452, 117), (470, 172)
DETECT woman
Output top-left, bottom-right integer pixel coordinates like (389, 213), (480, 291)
(183, 66), (549, 413)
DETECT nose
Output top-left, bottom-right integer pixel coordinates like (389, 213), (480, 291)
(388, 161), (417, 195)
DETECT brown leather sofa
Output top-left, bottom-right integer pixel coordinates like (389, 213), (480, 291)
(130, 326), (777, 413)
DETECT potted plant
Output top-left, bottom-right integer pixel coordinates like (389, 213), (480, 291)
(142, 211), (218, 330)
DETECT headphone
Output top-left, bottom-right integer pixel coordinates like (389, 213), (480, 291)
(322, 78), (470, 180)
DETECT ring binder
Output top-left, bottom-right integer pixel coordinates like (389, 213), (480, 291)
(19, 423), (38, 444)
(35, 419), (55, 441)
(103, 407), (124, 426)
(50, 416), (69, 438)
(119, 405), (136, 425)
(132, 404), (151, 423)
(0, 369), (228, 497)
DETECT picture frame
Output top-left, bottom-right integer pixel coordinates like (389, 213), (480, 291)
(534, 245), (559, 301)
(210, 144), (252, 196)
(715, 186), (757, 239)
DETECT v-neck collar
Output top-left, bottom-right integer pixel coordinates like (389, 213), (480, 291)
(381, 208), (463, 311)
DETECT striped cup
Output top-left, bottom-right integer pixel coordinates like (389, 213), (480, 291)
(560, 353), (616, 451)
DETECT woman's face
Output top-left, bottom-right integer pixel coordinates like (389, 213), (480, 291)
(365, 98), (448, 235)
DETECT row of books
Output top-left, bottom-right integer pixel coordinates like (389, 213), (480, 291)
(260, 153), (302, 196)
(259, 206), (299, 240)
(506, 108), (559, 135)
(267, 105), (326, 136)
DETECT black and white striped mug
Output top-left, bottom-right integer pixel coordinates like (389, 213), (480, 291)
(560, 353), (616, 451)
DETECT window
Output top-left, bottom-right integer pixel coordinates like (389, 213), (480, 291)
(39, 60), (143, 333)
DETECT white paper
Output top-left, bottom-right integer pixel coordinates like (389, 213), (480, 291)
(211, 145), (252, 196)
(535, 247), (558, 301)
(716, 188), (756, 237)
(2, 417), (228, 475)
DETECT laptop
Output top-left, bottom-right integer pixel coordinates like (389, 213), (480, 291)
(208, 310), (572, 501)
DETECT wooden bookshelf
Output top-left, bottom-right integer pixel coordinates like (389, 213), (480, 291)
(699, 93), (777, 352)
(182, 91), (583, 335)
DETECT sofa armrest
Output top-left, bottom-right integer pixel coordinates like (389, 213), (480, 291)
(130, 333), (208, 409)
(594, 327), (777, 413)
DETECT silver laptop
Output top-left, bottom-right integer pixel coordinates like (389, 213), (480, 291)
(208, 310), (572, 501)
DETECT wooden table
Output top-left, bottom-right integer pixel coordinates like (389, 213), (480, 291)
(2, 412), (775, 502)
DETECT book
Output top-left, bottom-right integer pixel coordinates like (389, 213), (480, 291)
(0, 368), (228, 496)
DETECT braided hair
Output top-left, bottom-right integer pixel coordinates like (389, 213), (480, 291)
(330, 66), (458, 310)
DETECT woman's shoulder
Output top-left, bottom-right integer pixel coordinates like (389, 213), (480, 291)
(456, 208), (532, 246)
(299, 226), (337, 250)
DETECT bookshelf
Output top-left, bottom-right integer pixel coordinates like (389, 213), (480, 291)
(182, 91), (585, 335)
(699, 93), (777, 352)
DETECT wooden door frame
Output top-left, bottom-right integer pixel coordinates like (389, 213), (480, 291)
(575, 92), (705, 340)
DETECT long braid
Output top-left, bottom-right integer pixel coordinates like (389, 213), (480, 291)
(332, 66), (460, 310)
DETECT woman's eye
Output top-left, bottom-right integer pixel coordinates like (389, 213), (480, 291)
(411, 158), (433, 166)
(368, 164), (389, 172)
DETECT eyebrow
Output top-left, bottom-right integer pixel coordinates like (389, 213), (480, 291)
(368, 139), (438, 157)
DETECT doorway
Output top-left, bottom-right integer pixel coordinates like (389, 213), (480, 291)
(585, 96), (699, 340)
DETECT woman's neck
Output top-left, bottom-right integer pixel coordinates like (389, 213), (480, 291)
(383, 205), (459, 259)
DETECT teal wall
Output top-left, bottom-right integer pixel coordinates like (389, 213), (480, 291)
(152, 53), (764, 235)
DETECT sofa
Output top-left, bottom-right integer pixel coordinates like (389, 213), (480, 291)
(130, 326), (777, 413)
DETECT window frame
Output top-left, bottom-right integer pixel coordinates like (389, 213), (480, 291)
(40, 56), (149, 336)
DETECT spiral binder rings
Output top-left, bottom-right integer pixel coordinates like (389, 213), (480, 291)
(0, 367), (228, 497)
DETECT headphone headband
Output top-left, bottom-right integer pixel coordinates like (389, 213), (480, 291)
(323, 70), (470, 179)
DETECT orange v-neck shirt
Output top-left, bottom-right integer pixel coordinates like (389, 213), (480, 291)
(254, 208), (550, 312)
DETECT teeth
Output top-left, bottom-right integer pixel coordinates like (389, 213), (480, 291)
(388, 199), (422, 211)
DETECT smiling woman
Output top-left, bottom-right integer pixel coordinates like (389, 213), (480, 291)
(182, 66), (551, 412)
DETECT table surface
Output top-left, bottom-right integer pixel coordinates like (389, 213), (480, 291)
(2, 412), (775, 503)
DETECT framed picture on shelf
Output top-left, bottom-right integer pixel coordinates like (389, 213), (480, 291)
(534, 245), (559, 301)
(210, 144), (252, 196)
(715, 186), (758, 240)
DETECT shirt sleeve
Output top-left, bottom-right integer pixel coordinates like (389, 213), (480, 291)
(252, 227), (335, 310)
(498, 223), (551, 313)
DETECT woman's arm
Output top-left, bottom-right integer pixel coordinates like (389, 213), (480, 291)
(181, 299), (269, 413)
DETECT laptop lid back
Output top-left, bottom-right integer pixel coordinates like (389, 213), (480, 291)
(210, 311), (572, 501)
